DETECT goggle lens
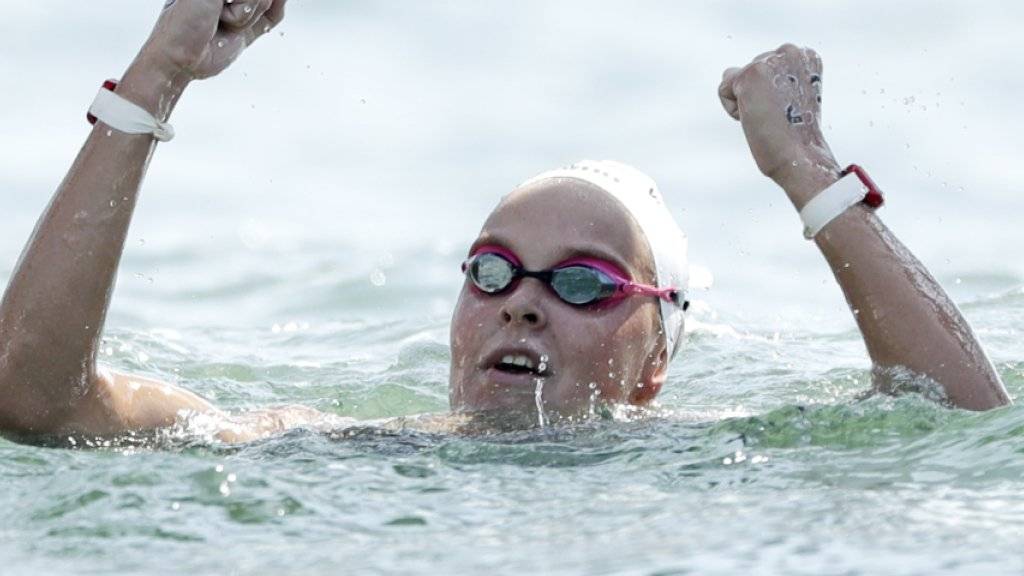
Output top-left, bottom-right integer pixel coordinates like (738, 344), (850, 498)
(470, 253), (515, 293)
(550, 266), (616, 305)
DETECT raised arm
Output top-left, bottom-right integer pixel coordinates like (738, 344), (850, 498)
(0, 0), (287, 438)
(718, 44), (1011, 411)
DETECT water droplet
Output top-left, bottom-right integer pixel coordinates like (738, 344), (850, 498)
(264, 25), (271, 33)
(106, 130), (113, 137)
(243, 5), (252, 12)
(533, 378), (546, 427)
(955, 277), (962, 284)
(588, 382), (597, 390)
(217, 40), (225, 48)
(370, 269), (386, 286)
(791, 160), (799, 167)
(171, 502), (180, 511)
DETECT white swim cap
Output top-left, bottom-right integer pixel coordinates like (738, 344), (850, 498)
(519, 159), (689, 361)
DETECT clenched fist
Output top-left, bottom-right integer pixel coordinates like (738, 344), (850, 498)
(143, 0), (286, 81)
(719, 43), (840, 202)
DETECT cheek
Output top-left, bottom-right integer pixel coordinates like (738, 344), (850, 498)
(548, 303), (654, 404)
(450, 288), (494, 360)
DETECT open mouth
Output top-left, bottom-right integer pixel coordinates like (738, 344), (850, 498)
(493, 353), (548, 377)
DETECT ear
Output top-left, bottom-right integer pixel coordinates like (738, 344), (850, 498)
(629, 345), (668, 405)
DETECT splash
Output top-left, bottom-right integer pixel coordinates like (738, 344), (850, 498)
(533, 377), (546, 427)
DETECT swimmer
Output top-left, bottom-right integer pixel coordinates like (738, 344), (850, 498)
(0, 0), (1011, 444)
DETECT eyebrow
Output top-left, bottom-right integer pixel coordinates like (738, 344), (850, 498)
(468, 236), (634, 277)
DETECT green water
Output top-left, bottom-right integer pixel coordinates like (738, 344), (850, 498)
(2, 274), (1023, 574)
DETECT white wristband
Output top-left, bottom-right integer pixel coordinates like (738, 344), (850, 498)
(799, 172), (868, 239)
(88, 86), (175, 142)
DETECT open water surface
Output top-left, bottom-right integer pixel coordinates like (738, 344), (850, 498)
(2, 1), (1024, 574)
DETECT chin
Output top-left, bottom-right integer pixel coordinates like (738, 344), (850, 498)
(449, 376), (548, 418)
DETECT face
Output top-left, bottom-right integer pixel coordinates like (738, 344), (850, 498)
(449, 179), (668, 422)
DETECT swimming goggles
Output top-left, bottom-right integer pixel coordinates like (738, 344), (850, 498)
(462, 246), (686, 309)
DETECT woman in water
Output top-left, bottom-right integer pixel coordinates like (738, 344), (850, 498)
(0, 0), (1011, 444)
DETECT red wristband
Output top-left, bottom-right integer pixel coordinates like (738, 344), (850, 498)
(841, 164), (884, 208)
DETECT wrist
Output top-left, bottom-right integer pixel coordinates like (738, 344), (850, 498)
(770, 153), (842, 211)
(115, 53), (192, 123)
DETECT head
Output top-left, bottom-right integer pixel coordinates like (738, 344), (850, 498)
(449, 160), (688, 422)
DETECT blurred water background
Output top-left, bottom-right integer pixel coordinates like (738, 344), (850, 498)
(1, 1), (1023, 574)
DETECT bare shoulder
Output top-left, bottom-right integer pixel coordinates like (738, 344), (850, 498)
(213, 405), (356, 443)
(73, 368), (222, 435)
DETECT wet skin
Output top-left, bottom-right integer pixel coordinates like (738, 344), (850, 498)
(448, 178), (670, 421)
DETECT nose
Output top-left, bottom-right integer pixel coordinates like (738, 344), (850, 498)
(499, 280), (548, 328)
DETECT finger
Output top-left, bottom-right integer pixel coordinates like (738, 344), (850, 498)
(243, 0), (287, 45)
(775, 42), (802, 58)
(801, 47), (823, 76)
(221, 0), (272, 31)
(801, 48), (824, 105)
(718, 67), (742, 120)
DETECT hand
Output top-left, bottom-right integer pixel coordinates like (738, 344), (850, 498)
(718, 44), (839, 187)
(140, 0), (286, 82)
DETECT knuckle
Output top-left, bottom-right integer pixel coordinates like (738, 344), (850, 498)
(741, 62), (769, 80)
(777, 42), (800, 55)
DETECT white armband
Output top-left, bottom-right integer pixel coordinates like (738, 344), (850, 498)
(799, 164), (884, 239)
(87, 79), (174, 142)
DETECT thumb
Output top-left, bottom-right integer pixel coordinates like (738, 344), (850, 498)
(718, 67), (742, 120)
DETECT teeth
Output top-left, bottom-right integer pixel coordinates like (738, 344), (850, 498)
(500, 354), (535, 370)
